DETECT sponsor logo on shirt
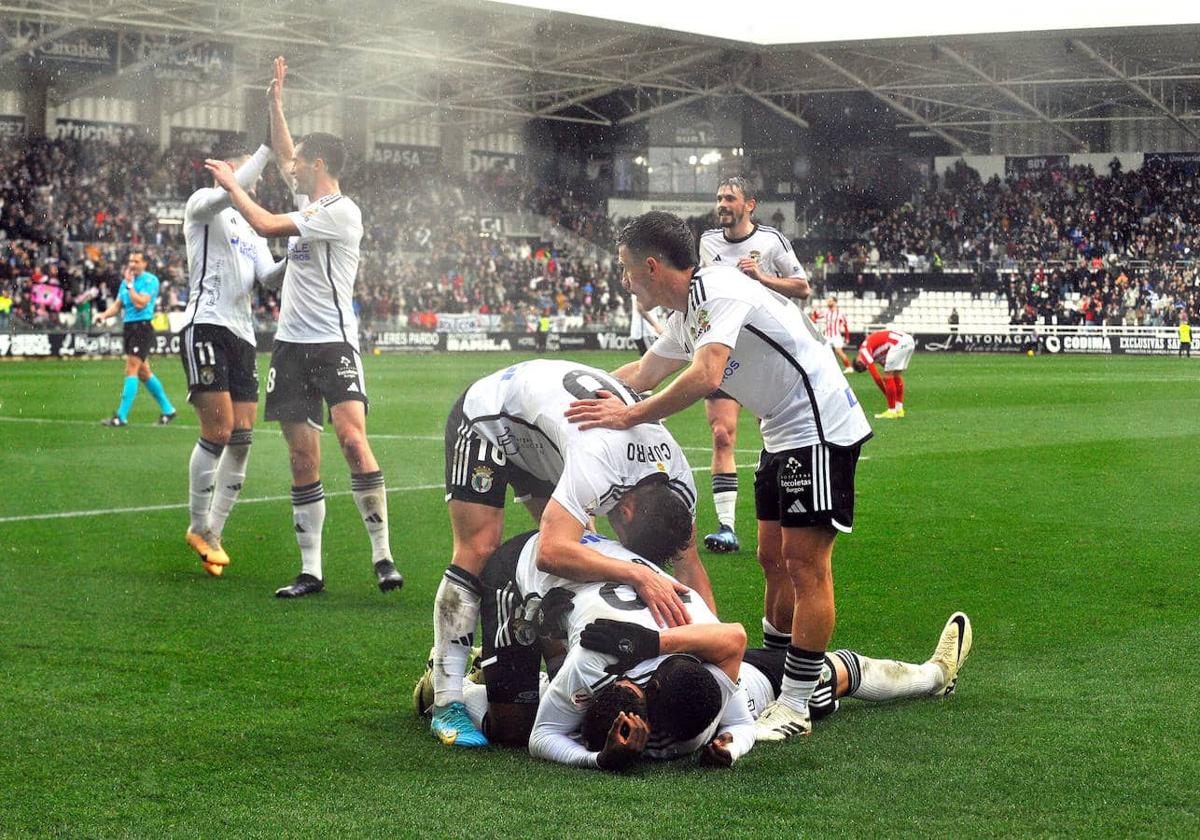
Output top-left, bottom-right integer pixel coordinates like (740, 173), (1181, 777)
(779, 456), (811, 495)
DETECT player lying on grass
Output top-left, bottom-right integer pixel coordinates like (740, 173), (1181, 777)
(417, 609), (972, 771)
(417, 527), (753, 767)
(577, 610), (972, 766)
(430, 359), (715, 748)
(853, 329), (917, 419)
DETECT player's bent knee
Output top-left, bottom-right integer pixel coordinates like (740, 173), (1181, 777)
(710, 424), (735, 451)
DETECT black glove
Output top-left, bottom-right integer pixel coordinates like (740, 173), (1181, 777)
(534, 587), (575, 641)
(580, 619), (660, 674)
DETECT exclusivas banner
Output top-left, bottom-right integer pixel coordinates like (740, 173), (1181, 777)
(1040, 333), (1185, 355)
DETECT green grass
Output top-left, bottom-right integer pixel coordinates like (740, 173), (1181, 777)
(1, 351), (1198, 838)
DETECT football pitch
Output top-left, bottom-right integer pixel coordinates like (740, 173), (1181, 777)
(0, 351), (1197, 838)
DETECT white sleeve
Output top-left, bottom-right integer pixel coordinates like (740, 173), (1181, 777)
(253, 237), (286, 290)
(648, 311), (690, 361)
(769, 238), (804, 279)
(692, 294), (755, 352)
(698, 237), (715, 268)
(716, 685), (757, 764)
(288, 197), (360, 242)
(551, 442), (621, 524)
(528, 657), (602, 769)
(185, 145), (273, 220)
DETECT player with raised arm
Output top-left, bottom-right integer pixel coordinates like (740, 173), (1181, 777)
(180, 121), (286, 576)
(696, 176), (810, 554)
(205, 57), (401, 598)
(95, 251), (177, 427)
(814, 296), (853, 372)
(566, 211), (872, 743)
(428, 358), (714, 748)
(853, 328), (917, 419)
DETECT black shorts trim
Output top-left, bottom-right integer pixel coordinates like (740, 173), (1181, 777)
(443, 392), (557, 508)
(180, 323), (259, 403)
(480, 531), (543, 706)
(123, 321), (154, 360)
(754, 443), (861, 531)
(264, 340), (368, 428)
(705, 388), (738, 402)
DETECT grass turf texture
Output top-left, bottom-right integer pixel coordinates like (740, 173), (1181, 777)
(0, 351), (1197, 838)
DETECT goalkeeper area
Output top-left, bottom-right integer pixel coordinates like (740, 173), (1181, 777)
(0, 351), (1197, 836)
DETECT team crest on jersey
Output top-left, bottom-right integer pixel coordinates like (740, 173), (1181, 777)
(571, 689), (592, 708)
(301, 206), (320, 219)
(200, 366), (215, 385)
(779, 456), (811, 494)
(470, 466), (494, 493)
(749, 250), (762, 264)
(691, 308), (712, 340)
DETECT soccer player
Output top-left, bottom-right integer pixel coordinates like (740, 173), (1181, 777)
(696, 176), (810, 554)
(814, 296), (854, 372)
(853, 328), (917, 419)
(566, 211), (872, 742)
(180, 138), (285, 577)
(205, 56), (402, 598)
(629, 293), (663, 354)
(429, 358), (714, 748)
(94, 252), (177, 427)
(579, 610), (973, 765)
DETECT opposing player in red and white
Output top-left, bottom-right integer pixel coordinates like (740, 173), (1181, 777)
(854, 329), (916, 419)
(813, 296), (853, 373)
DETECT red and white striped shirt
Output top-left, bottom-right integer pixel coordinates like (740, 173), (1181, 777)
(814, 307), (850, 341)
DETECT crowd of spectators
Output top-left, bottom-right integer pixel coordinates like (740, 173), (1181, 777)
(1, 136), (626, 334)
(810, 158), (1200, 271)
(1004, 261), (1199, 326)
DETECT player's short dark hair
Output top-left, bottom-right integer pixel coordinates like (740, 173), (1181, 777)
(719, 175), (757, 204)
(617, 211), (696, 271)
(617, 476), (693, 566)
(296, 132), (346, 177)
(646, 655), (722, 743)
(852, 358), (867, 373)
(581, 682), (647, 752)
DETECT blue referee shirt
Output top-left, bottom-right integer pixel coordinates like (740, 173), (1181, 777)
(119, 272), (159, 323)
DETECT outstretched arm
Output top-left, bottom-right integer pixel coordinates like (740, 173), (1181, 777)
(205, 159), (299, 239)
(568, 342), (729, 430)
(268, 56), (296, 189)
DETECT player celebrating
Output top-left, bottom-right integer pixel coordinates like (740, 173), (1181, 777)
(205, 57), (402, 598)
(696, 176), (810, 554)
(95, 251), (177, 427)
(180, 138), (285, 577)
(853, 328), (917, 419)
(566, 211), (872, 742)
(814, 296), (853, 372)
(429, 358), (714, 748)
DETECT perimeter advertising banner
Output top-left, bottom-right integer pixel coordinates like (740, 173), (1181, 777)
(169, 126), (247, 151)
(0, 115), (26, 139)
(55, 118), (141, 143)
(10, 24), (117, 72)
(369, 144), (441, 169)
(1004, 155), (1069, 178)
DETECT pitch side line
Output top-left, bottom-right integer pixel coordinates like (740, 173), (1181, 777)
(0, 416), (768, 451)
(0, 463), (757, 524)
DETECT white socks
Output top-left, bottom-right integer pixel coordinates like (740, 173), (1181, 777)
(208, 428), (251, 538)
(350, 470), (391, 563)
(188, 438), (223, 533)
(431, 565), (483, 708)
(291, 481), (326, 579)
(712, 473), (738, 529)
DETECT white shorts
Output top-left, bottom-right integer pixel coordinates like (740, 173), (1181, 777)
(829, 334), (845, 350)
(883, 335), (915, 372)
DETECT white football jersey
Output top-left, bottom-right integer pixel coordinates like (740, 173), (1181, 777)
(652, 264), (872, 452)
(276, 192), (364, 349)
(699, 224), (805, 284)
(460, 360), (697, 524)
(182, 146), (282, 344)
(520, 532), (755, 768)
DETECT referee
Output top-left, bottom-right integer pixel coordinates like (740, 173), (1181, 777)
(94, 251), (177, 427)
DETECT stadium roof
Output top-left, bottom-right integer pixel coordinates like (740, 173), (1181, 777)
(3, 0), (1200, 152)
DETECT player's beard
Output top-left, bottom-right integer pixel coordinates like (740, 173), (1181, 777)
(718, 210), (737, 228)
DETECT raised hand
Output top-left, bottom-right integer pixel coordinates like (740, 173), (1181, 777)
(204, 158), (237, 191)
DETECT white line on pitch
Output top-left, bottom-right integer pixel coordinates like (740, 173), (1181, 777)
(0, 415), (441, 441)
(0, 464), (756, 524)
